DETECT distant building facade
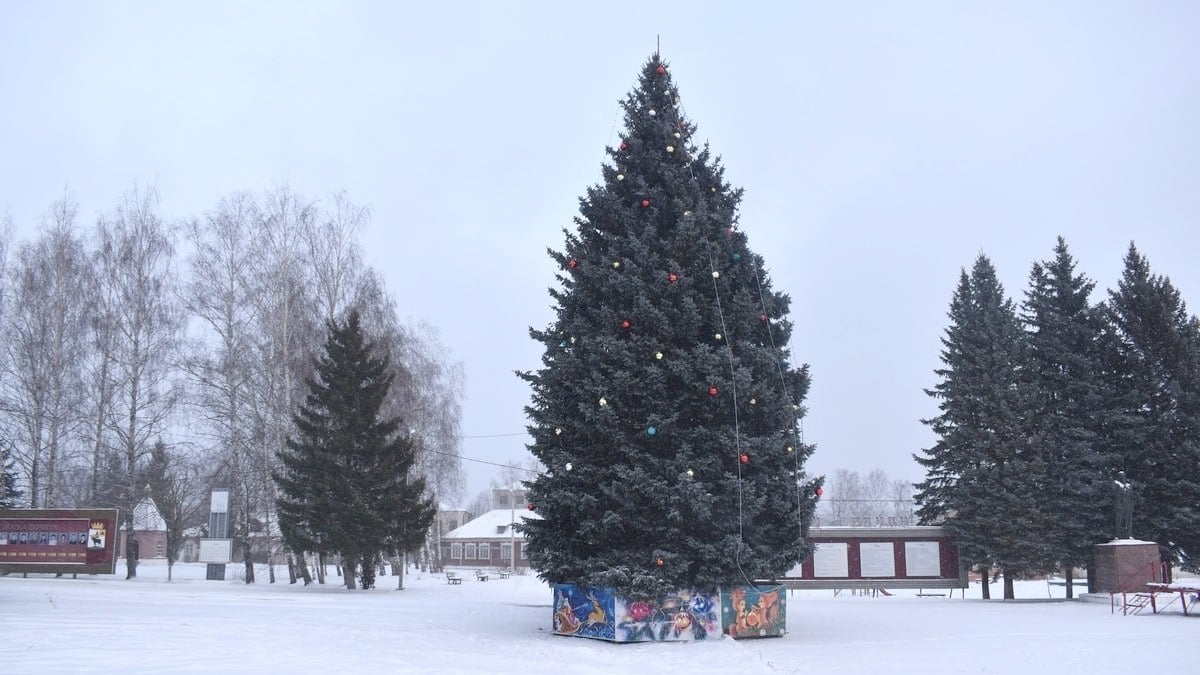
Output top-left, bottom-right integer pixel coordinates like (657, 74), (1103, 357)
(441, 488), (540, 570)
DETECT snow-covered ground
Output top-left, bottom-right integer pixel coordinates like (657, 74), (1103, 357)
(1, 561), (1194, 674)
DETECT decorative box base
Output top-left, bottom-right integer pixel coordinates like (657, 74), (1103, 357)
(551, 583), (786, 642)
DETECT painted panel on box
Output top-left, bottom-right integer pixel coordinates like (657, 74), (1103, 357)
(723, 585), (786, 638)
(614, 589), (720, 642)
(553, 584), (616, 640)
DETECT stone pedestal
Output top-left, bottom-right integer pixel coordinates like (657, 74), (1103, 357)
(1092, 540), (1159, 593)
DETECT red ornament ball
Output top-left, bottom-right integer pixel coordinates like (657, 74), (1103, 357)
(620, 141), (628, 151)
(740, 453), (750, 464)
(620, 319), (631, 330)
(629, 601), (653, 622)
(656, 65), (666, 75)
(708, 386), (719, 396)
(641, 198), (651, 208)
(527, 502), (536, 511)
(815, 486), (824, 497)
(655, 558), (664, 567)
(759, 313), (768, 322)
(567, 259), (578, 269)
(668, 273), (678, 283)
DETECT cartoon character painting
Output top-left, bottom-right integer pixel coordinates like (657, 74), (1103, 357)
(723, 585), (786, 638)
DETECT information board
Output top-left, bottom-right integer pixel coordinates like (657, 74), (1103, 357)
(0, 509), (119, 575)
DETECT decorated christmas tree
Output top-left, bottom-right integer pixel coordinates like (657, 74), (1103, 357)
(520, 54), (820, 600)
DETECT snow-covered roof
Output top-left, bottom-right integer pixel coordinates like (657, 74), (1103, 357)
(443, 508), (541, 540)
(132, 497), (166, 531)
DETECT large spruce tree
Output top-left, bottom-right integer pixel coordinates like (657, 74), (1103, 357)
(915, 255), (1054, 599)
(275, 311), (435, 590)
(1103, 244), (1200, 567)
(519, 54), (819, 599)
(1019, 238), (1111, 596)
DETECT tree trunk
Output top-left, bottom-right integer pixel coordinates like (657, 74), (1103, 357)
(124, 518), (138, 579)
(1064, 565), (1074, 599)
(979, 565), (990, 600)
(316, 552), (325, 584)
(241, 536), (255, 584)
(1003, 571), (1015, 599)
(287, 553), (298, 584)
(344, 553), (357, 590)
(299, 552), (312, 586)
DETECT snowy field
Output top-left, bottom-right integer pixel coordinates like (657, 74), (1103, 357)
(1, 561), (1195, 674)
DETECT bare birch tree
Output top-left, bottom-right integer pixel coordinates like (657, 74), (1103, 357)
(0, 196), (90, 507)
(94, 187), (184, 579)
(250, 186), (321, 583)
(181, 192), (266, 582)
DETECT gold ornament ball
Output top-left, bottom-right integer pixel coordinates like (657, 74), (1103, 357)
(786, 445), (793, 453)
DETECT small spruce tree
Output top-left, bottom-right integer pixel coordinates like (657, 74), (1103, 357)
(275, 310), (435, 590)
(520, 54), (819, 599)
(0, 439), (21, 508)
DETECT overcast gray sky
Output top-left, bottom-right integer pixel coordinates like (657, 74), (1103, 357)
(3, 2), (1198, 504)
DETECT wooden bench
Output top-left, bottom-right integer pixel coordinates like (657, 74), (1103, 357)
(446, 572), (462, 585)
(474, 569), (488, 582)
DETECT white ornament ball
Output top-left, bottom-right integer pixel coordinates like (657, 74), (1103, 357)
(674, 132), (681, 139)
(666, 145), (675, 153)
(612, 261), (620, 268)
(655, 351), (663, 360)
(599, 398), (607, 407)
(649, 109), (656, 116)
(565, 462), (573, 471)
(683, 210), (691, 216)
(617, 173), (625, 181)
(555, 427), (562, 435)
(714, 332), (723, 341)
(687, 469), (694, 478)
(712, 271), (720, 279)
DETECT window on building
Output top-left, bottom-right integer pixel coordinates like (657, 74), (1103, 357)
(520, 543), (527, 559)
(450, 543), (462, 560)
(465, 544), (476, 560)
(478, 543), (490, 561)
(501, 542), (512, 560)
(155, 541), (164, 557)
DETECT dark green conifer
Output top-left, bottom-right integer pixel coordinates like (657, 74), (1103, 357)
(519, 54), (819, 599)
(276, 311), (435, 589)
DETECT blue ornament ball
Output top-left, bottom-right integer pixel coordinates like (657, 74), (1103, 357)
(647, 426), (657, 436)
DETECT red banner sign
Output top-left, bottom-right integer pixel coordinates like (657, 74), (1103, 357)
(0, 509), (119, 574)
